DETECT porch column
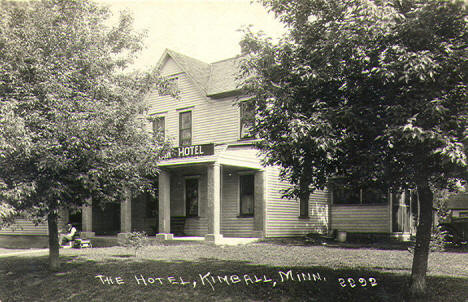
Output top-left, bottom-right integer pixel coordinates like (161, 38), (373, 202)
(254, 170), (265, 238)
(118, 189), (132, 239)
(81, 198), (95, 238)
(205, 162), (223, 243)
(156, 169), (173, 240)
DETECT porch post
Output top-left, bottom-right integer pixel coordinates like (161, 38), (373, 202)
(156, 169), (173, 240)
(205, 162), (223, 243)
(254, 170), (265, 237)
(118, 189), (132, 239)
(81, 198), (95, 238)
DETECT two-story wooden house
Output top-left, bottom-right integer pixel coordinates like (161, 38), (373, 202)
(135, 49), (330, 243)
(0, 49), (418, 247)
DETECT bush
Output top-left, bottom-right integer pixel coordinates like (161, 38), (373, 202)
(119, 231), (150, 257)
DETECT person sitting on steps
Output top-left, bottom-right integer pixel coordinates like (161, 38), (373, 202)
(59, 223), (77, 248)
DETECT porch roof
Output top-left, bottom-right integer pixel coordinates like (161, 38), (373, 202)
(158, 143), (264, 170)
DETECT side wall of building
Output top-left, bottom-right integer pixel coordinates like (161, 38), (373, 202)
(264, 166), (330, 237)
(330, 205), (390, 233)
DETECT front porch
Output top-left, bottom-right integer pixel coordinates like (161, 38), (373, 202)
(80, 144), (266, 244)
(156, 159), (266, 244)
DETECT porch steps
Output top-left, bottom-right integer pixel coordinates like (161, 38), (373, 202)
(170, 216), (186, 236)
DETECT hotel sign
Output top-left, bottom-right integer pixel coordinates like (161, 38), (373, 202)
(165, 143), (215, 159)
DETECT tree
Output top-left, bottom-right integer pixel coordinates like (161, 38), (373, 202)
(0, 0), (168, 270)
(239, 0), (467, 297)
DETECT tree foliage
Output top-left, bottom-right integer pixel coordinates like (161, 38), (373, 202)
(239, 0), (467, 296)
(240, 0), (467, 198)
(0, 0), (168, 268)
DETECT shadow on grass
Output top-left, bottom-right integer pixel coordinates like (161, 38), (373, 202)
(1, 254), (467, 302)
(261, 237), (415, 252)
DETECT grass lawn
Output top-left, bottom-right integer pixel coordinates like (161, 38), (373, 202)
(0, 240), (467, 302)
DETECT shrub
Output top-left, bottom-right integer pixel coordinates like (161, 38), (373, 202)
(119, 231), (150, 257)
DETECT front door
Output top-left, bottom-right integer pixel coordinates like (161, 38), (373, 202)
(185, 178), (199, 217)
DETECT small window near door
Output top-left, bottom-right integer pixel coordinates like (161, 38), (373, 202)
(239, 174), (254, 216)
(185, 178), (199, 217)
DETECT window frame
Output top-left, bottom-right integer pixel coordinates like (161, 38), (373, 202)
(151, 116), (165, 140)
(159, 76), (178, 96)
(239, 100), (255, 139)
(330, 178), (389, 205)
(179, 110), (192, 146)
(238, 173), (255, 217)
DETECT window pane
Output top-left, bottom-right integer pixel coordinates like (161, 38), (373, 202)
(240, 101), (255, 139)
(181, 112), (191, 129)
(363, 187), (388, 204)
(152, 117), (165, 139)
(159, 77), (178, 96)
(179, 111), (192, 146)
(186, 178), (198, 217)
(333, 187), (361, 204)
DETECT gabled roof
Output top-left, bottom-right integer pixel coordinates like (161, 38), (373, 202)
(157, 49), (243, 98)
(206, 56), (244, 97)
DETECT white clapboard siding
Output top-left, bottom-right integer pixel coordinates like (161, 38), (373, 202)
(331, 205), (390, 233)
(220, 172), (257, 237)
(160, 57), (182, 76)
(146, 58), (240, 146)
(265, 167), (329, 237)
(0, 219), (48, 235)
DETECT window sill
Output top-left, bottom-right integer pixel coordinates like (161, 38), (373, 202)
(237, 215), (254, 218)
(298, 216), (310, 219)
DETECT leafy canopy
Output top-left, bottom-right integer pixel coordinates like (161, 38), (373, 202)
(0, 0), (168, 220)
(240, 0), (467, 197)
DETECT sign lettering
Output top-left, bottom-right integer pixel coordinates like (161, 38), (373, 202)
(164, 143), (214, 159)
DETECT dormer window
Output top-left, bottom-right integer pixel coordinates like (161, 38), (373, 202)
(240, 100), (255, 139)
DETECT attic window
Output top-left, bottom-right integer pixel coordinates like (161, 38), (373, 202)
(158, 77), (178, 96)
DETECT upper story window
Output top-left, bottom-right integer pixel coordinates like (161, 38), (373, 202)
(179, 111), (192, 146)
(158, 77), (178, 96)
(239, 174), (255, 216)
(331, 179), (388, 205)
(152, 116), (165, 139)
(240, 101), (255, 139)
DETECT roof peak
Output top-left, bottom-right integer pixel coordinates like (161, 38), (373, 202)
(159, 49), (242, 98)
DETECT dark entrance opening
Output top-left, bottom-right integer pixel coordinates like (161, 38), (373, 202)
(93, 203), (121, 235)
(69, 210), (82, 232)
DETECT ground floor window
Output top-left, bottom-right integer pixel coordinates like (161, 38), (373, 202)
(240, 174), (254, 216)
(331, 179), (388, 205)
(185, 177), (199, 217)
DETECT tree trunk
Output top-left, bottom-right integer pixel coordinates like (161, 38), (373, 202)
(409, 183), (433, 297)
(48, 212), (60, 271)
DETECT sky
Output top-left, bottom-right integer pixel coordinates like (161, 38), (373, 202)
(97, 0), (286, 70)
